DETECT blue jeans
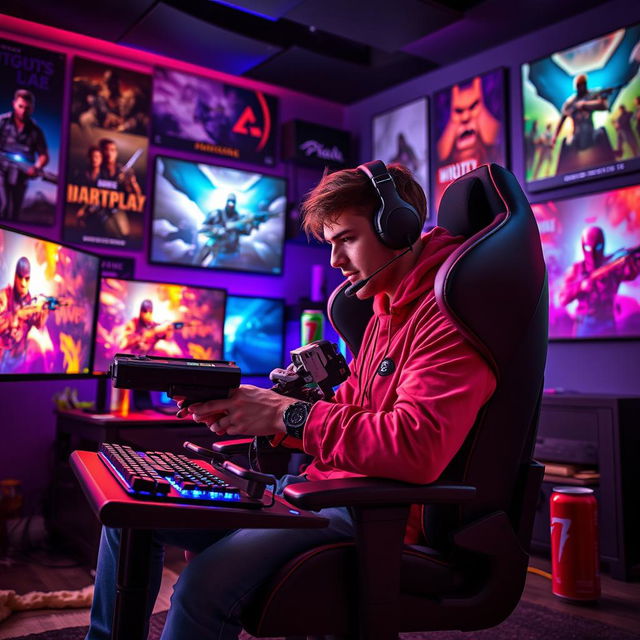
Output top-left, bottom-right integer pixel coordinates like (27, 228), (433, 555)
(85, 475), (355, 640)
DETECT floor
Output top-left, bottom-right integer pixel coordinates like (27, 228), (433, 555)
(0, 533), (639, 638)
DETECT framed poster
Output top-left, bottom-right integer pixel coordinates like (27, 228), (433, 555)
(522, 23), (640, 192)
(63, 57), (151, 250)
(372, 97), (429, 218)
(152, 67), (278, 166)
(0, 38), (66, 226)
(533, 184), (640, 340)
(431, 68), (508, 212)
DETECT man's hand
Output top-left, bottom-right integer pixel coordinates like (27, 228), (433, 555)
(175, 385), (298, 437)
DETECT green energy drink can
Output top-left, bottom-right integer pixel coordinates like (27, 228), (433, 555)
(301, 309), (324, 345)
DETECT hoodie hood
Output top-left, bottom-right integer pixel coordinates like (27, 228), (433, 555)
(373, 226), (464, 319)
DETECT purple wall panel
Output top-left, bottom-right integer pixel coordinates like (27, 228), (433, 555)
(345, 0), (640, 396)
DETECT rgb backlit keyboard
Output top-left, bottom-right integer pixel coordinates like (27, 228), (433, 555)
(98, 442), (250, 506)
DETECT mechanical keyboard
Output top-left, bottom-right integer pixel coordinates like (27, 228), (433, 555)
(98, 443), (262, 508)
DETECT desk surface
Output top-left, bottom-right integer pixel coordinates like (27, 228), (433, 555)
(57, 407), (184, 426)
(71, 450), (328, 531)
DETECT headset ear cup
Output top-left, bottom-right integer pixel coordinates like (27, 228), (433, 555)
(378, 205), (422, 249)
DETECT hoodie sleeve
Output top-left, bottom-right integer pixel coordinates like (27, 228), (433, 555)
(302, 299), (497, 484)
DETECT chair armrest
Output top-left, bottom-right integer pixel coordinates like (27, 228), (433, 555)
(212, 438), (253, 456)
(282, 477), (476, 511)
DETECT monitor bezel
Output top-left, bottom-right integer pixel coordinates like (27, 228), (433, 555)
(92, 274), (228, 376)
(148, 153), (288, 276)
(0, 223), (103, 381)
(224, 293), (286, 377)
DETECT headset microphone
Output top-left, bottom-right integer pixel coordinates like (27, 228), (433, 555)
(344, 245), (413, 298)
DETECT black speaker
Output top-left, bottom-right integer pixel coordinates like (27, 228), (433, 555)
(358, 160), (422, 249)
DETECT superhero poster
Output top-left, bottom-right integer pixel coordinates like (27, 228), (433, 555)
(0, 38), (66, 226)
(63, 58), (151, 250)
(431, 68), (508, 212)
(0, 225), (100, 376)
(150, 156), (286, 275)
(152, 67), (278, 166)
(522, 23), (640, 192)
(93, 278), (226, 374)
(533, 185), (640, 340)
(372, 97), (429, 218)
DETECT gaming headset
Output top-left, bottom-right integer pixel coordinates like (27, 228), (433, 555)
(357, 159), (422, 250)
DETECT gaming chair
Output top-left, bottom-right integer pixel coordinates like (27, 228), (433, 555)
(215, 163), (548, 639)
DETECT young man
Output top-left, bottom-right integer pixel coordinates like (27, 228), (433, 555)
(86, 163), (496, 640)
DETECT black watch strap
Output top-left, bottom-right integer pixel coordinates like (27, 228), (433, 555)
(283, 401), (311, 439)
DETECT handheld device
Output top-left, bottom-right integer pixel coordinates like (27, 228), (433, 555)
(109, 353), (241, 409)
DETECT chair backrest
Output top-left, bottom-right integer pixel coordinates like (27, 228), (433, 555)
(427, 163), (548, 544)
(328, 164), (548, 546)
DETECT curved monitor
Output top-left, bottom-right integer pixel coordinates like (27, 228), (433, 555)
(224, 295), (285, 376)
(93, 277), (226, 374)
(0, 224), (100, 379)
(150, 156), (286, 275)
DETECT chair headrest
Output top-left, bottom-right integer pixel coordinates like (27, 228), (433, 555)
(437, 168), (505, 236)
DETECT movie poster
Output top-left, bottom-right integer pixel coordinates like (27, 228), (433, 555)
(0, 39), (65, 226)
(522, 24), (640, 192)
(63, 58), (151, 249)
(152, 67), (278, 166)
(151, 156), (286, 275)
(0, 226), (100, 376)
(93, 278), (226, 373)
(372, 97), (429, 218)
(432, 68), (508, 211)
(533, 185), (640, 340)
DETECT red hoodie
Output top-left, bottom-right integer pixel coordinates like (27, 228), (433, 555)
(302, 226), (497, 543)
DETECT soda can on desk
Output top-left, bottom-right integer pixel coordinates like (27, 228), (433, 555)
(550, 486), (600, 602)
(301, 309), (324, 345)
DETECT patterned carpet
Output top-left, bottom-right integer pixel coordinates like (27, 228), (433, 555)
(3, 599), (639, 640)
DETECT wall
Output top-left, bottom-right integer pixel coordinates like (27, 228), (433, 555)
(0, 15), (344, 509)
(345, 0), (640, 396)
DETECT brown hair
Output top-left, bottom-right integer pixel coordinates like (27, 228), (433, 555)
(301, 163), (427, 241)
(14, 89), (35, 105)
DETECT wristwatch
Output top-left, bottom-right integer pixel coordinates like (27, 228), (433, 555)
(282, 401), (312, 439)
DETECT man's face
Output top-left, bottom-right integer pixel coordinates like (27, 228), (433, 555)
(104, 143), (118, 164)
(325, 209), (398, 300)
(12, 97), (33, 122)
(14, 272), (30, 298)
(140, 310), (153, 326)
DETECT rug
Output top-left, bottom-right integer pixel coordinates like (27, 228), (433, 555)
(0, 568), (178, 640)
(2, 599), (638, 640)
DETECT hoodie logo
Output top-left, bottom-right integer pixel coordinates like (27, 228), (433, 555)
(377, 357), (395, 377)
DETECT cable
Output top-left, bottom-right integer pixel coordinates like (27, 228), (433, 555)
(527, 566), (552, 580)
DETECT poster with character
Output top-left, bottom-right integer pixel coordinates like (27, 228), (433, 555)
(431, 68), (508, 212)
(0, 38), (65, 226)
(62, 57), (151, 250)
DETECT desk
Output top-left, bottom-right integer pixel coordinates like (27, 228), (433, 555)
(71, 450), (328, 640)
(48, 409), (232, 563)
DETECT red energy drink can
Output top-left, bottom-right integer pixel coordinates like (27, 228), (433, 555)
(550, 486), (600, 601)
(301, 309), (324, 345)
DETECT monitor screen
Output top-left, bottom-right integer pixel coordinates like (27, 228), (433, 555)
(521, 23), (640, 192)
(0, 225), (100, 378)
(224, 295), (285, 376)
(532, 184), (640, 339)
(93, 277), (226, 373)
(150, 156), (286, 274)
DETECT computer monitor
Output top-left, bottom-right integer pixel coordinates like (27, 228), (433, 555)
(150, 155), (287, 275)
(93, 277), (226, 375)
(521, 23), (640, 192)
(532, 183), (640, 339)
(0, 224), (100, 379)
(224, 295), (285, 376)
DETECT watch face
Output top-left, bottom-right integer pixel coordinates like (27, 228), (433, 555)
(287, 403), (308, 426)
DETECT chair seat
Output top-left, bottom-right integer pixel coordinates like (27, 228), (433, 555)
(242, 542), (474, 637)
